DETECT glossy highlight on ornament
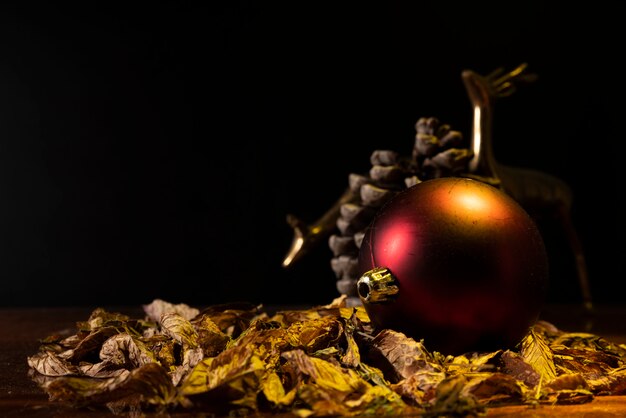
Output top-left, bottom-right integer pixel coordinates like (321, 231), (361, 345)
(358, 177), (549, 355)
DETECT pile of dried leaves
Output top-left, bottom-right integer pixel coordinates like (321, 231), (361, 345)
(27, 296), (626, 417)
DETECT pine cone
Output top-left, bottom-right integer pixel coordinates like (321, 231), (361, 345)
(413, 117), (472, 179)
(328, 117), (471, 306)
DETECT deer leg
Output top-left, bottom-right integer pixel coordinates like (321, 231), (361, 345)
(557, 204), (593, 313)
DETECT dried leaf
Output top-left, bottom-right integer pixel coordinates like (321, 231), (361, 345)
(340, 313), (362, 368)
(180, 344), (265, 396)
(195, 302), (263, 337)
(63, 327), (120, 362)
(44, 363), (175, 408)
(192, 314), (231, 357)
(368, 329), (443, 382)
(427, 374), (485, 417)
(446, 350), (501, 375)
(98, 333), (156, 368)
(281, 349), (368, 394)
(286, 316), (344, 352)
(26, 298), (626, 416)
(553, 346), (617, 379)
(159, 312), (198, 348)
(142, 299), (200, 323)
(261, 370), (296, 406)
(500, 350), (540, 388)
(546, 373), (589, 391)
(391, 370), (446, 404)
(463, 372), (523, 405)
(27, 350), (81, 377)
(78, 307), (130, 331)
(520, 328), (557, 384)
(601, 367), (626, 395)
(343, 384), (420, 416)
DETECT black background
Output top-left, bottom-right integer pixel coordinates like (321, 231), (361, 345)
(1, 2), (624, 308)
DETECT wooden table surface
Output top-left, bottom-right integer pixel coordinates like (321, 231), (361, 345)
(2, 303), (626, 417)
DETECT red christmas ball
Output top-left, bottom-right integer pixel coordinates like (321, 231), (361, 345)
(357, 177), (549, 355)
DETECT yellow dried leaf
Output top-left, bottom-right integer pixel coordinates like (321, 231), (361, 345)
(282, 349), (368, 394)
(180, 345), (264, 396)
(286, 316), (343, 352)
(521, 328), (557, 384)
(261, 370), (296, 406)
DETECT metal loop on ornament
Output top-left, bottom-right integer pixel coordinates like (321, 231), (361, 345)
(357, 267), (399, 304)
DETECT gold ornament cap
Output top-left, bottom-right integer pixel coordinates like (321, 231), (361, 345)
(357, 267), (399, 303)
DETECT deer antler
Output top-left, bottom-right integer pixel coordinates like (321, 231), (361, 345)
(485, 62), (538, 98)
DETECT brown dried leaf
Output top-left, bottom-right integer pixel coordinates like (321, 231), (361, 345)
(391, 370), (446, 405)
(63, 327), (120, 362)
(464, 372), (524, 405)
(27, 350), (81, 377)
(196, 302), (264, 337)
(192, 314), (231, 357)
(340, 315), (362, 368)
(542, 388), (594, 405)
(171, 346), (205, 386)
(552, 332), (626, 363)
(599, 367), (626, 395)
(77, 307), (130, 331)
(546, 373), (589, 391)
(142, 299), (200, 323)
(368, 329), (442, 382)
(44, 363), (175, 407)
(99, 333), (156, 368)
(500, 350), (540, 388)
(553, 346), (616, 379)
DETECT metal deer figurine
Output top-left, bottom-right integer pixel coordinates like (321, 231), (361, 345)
(461, 64), (592, 312)
(282, 63), (592, 311)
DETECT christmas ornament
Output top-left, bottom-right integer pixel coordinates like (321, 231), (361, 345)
(357, 177), (549, 355)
